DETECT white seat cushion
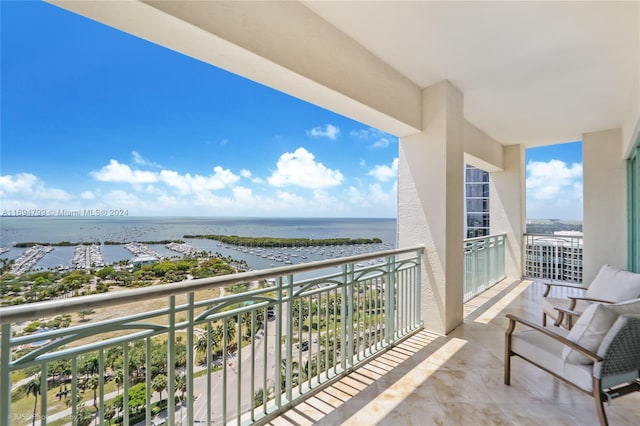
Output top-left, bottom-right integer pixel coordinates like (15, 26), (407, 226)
(586, 264), (640, 302)
(511, 328), (593, 392)
(562, 303), (619, 364)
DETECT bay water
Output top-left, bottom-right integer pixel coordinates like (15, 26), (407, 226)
(0, 217), (397, 272)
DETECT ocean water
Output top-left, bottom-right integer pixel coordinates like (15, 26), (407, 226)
(0, 217), (397, 272)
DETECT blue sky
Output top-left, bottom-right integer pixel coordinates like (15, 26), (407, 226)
(1, 1), (582, 220)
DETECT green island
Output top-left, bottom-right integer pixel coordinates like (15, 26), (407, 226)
(183, 234), (382, 247)
(14, 240), (186, 247)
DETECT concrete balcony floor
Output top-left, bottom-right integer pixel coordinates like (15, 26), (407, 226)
(268, 279), (640, 425)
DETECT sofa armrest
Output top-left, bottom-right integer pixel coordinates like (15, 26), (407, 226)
(543, 282), (587, 297)
(568, 296), (614, 304)
(553, 306), (583, 329)
(505, 314), (602, 363)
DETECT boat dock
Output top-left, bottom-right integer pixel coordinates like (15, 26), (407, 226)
(124, 242), (162, 259)
(10, 245), (54, 275)
(72, 245), (104, 269)
(165, 242), (198, 257)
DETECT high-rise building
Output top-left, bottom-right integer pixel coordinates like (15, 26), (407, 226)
(464, 165), (490, 238)
(524, 232), (584, 283)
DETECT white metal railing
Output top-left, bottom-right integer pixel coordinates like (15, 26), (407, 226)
(463, 234), (506, 302)
(1, 246), (424, 426)
(524, 233), (583, 283)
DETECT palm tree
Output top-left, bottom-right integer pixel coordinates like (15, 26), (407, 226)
(152, 374), (167, 403)
(224, 317), (236, 346)
(104, 403), (116, 425)
(195, 334), (209, 355)
(113, 369), (124, 398)
(87, 375), (99, 407)
(82, 355), (99, 377)
(25, 376), (41, 426)
(175, 373), (187, 402)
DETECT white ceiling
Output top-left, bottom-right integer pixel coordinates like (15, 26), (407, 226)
(302, 1), (639, 146)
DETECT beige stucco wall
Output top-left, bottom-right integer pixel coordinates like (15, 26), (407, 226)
(398, 81), (464, 334)
(622, 4), (640, 157)
(463, 122), (504, 172)
(582, 128), (628, 283)
(489, 145), (526, 280)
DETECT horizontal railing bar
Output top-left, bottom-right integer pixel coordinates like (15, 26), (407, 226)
(463, 233), (506, 243)
(0, 245), (425, 324)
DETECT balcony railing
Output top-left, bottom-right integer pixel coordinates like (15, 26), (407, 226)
(524, 233), (583, 283)
(1, 246), (424, 426)
(463, 234), (506, 302)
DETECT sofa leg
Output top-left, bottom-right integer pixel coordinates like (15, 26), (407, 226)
(504, 354), (511, 385)
(504, 319), (515, 385)
(542, 313), (547, 327)
(593, 379), (608, 426)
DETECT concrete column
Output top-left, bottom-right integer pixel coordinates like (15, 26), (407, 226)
(490, 145), (526, 280)
(398, 80), (464, 334)
(583, 129), (627, 283)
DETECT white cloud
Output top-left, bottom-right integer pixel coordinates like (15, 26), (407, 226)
(0, 173), (38, 195)
(268, 147), (344, 189)
(159, 166), (239, 194)
(307, 124), (340, 140)
(91, 160), (157, 184)
(132, 151), (161, 168)
(526, 159), (583, 219)
(240, 169), (252, 178)
(0, 173), (72, 201)
(368, 158), (398, 182)
(102, 190), (141, 206)
(343, 181), (397, 217)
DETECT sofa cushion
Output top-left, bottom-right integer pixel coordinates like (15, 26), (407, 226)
(586, 264), (640, 302)
(511, 328), (593, 392)
(562, 303), (618, 364)
(607, 297), (640, 315)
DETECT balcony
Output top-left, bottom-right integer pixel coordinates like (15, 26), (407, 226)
(268, 278), (640, 425)
(3, 234), (637, 425)
(2, 246), (424, 426)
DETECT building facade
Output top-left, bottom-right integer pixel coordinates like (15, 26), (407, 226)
(464, 164), (490, 238)
(524, 232), (584, 283)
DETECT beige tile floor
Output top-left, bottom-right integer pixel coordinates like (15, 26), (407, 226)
(268, 279), (640, 425)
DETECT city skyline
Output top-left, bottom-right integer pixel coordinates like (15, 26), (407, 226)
(1, 1), (582, 220)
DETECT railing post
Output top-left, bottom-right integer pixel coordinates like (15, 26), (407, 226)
(284, 274), (294, 403)
(346, 264), (355, 368)
(123, 343), (130, 426)
(99, 348), (105, 425)
(167, 296), (176, 426)
(1, 324), (10, 426)
(146, 337), (152, 425)
(384, 255), (396, 344)
(40, 363), (47, 426)
(415, 249), (422, 328)
(186, 292), (194, 426)
(274, 276), (283, 408)
(340, 265), (348, 372)
(206, 319), (212, 425)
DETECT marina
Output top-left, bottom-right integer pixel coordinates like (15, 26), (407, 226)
(9, 245), (54, 275)
(124, 242), (163, 259)
(72, 244), (104, 269)
(0, 217), (397, 275)
(165, 241), (199, 256)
